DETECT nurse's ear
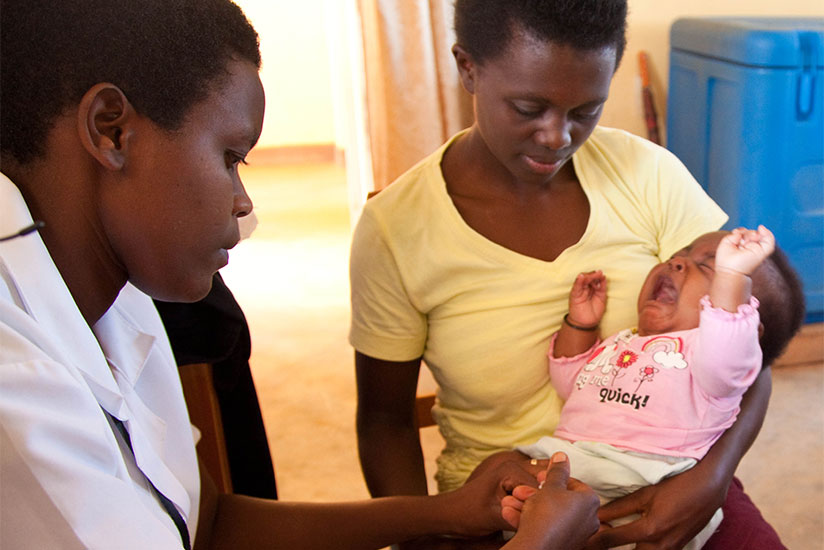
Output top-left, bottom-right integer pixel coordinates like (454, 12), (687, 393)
(76, 83), (137, 171)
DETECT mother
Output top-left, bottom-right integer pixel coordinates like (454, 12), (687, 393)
(350, 0), (783, 548)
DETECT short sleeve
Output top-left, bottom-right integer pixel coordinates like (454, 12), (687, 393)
(349, 205), (427, 361)
(575, 127), (727, 265)
(649, 147), (728, 261)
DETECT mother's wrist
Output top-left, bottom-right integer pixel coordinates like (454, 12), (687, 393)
(694, 449), (737, 487)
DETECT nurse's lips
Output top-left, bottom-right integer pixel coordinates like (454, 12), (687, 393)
(217, 238), (239, 267)
(523, 154), (563, 174)
(216, 248), (230, 269)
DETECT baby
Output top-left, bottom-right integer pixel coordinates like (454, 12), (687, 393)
(507, 226), (805, 549)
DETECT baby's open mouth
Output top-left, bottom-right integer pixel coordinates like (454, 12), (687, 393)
(651, 274), (678, 304)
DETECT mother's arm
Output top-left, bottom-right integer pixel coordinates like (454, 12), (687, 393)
(588, 367), (772, 550)
(355, 351), (429, 497)
(356, 354), (526, 550)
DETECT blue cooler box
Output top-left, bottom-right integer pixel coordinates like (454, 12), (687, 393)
(667, 17), (824, 322)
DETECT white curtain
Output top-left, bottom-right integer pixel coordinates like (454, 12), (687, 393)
(357, 0), (473, 191)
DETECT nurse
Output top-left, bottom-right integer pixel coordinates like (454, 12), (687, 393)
(0, 1), (599, 548)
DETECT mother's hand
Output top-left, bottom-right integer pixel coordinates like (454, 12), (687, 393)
(585, 463), (728, 550)
(588, 368), (773, 549)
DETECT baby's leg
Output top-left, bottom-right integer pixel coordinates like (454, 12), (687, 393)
(518, 440), (722, 549)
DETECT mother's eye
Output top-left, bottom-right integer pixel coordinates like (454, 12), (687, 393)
(511, 102), (542, 118)
(572, 107), (601, 121)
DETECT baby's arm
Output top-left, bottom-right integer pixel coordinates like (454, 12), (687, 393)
(711, 225), (775, 312)
(553, 271), (606, 358)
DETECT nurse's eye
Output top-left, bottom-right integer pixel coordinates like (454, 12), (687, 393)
(225, 150), (248, 170)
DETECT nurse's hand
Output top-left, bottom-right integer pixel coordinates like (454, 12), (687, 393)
(502, 453), (600, 550)
(397, 451), (549, 550)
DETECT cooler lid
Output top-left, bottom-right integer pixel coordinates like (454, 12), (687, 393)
(671, 17), (824, 68)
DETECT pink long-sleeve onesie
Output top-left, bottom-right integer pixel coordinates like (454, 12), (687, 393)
(550, 296), (762, 460)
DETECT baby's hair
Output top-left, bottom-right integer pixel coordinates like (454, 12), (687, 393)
(1, 0), (260, 165)
(454, 0), (628, 68)
(753, 246), (805, 367)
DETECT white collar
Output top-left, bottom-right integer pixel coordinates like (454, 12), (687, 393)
(0, 174), (126, 416)
(0, 174), (190, 517)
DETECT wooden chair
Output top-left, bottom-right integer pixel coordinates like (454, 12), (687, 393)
(182, 358), (438, 494)
(179, 362), (233, 494)
(415, 393), (437, 429)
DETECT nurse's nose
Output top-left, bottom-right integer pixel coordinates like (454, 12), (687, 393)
(234, 179), (253, 218)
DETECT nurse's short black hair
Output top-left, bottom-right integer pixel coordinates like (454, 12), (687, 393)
(0, 0), (261, 165)
(454, 0), (628, 68)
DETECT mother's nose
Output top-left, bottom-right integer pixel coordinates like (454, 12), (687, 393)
(534, 114), (572, 150)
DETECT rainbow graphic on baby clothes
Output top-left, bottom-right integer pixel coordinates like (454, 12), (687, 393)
(642, 335), (687, 370)
(641, 335), (684, 354)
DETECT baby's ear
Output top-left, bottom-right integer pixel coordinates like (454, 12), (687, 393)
(757, 322), (765, 340)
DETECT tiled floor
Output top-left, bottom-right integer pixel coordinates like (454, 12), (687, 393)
(221, 162), (824, 548)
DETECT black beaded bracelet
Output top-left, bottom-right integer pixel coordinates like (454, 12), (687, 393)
(563, 313), (599, 332)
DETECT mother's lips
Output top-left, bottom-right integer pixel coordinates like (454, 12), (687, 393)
(523, 154), (564, 174)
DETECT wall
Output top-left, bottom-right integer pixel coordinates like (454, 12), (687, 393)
(235, 1), (337, 150)
(601, 0), (823, 140)
(235, 1), (822, 152)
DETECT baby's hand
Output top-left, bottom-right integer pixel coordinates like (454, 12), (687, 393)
(568, 270), (607, 327)
(715, 225), (775, 276)
(502, 453), (600, 549)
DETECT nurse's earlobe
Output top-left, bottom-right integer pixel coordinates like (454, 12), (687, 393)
(77, 83), (134, 171)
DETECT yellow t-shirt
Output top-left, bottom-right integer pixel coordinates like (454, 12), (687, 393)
(349, 126), (727, 491)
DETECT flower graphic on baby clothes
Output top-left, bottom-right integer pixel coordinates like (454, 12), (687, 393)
(617, 350), (638, 368)
(610, 350), (637, 385)
(634, 365), (659, 393)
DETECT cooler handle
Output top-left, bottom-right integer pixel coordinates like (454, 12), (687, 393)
(796, 31), (820, 121)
